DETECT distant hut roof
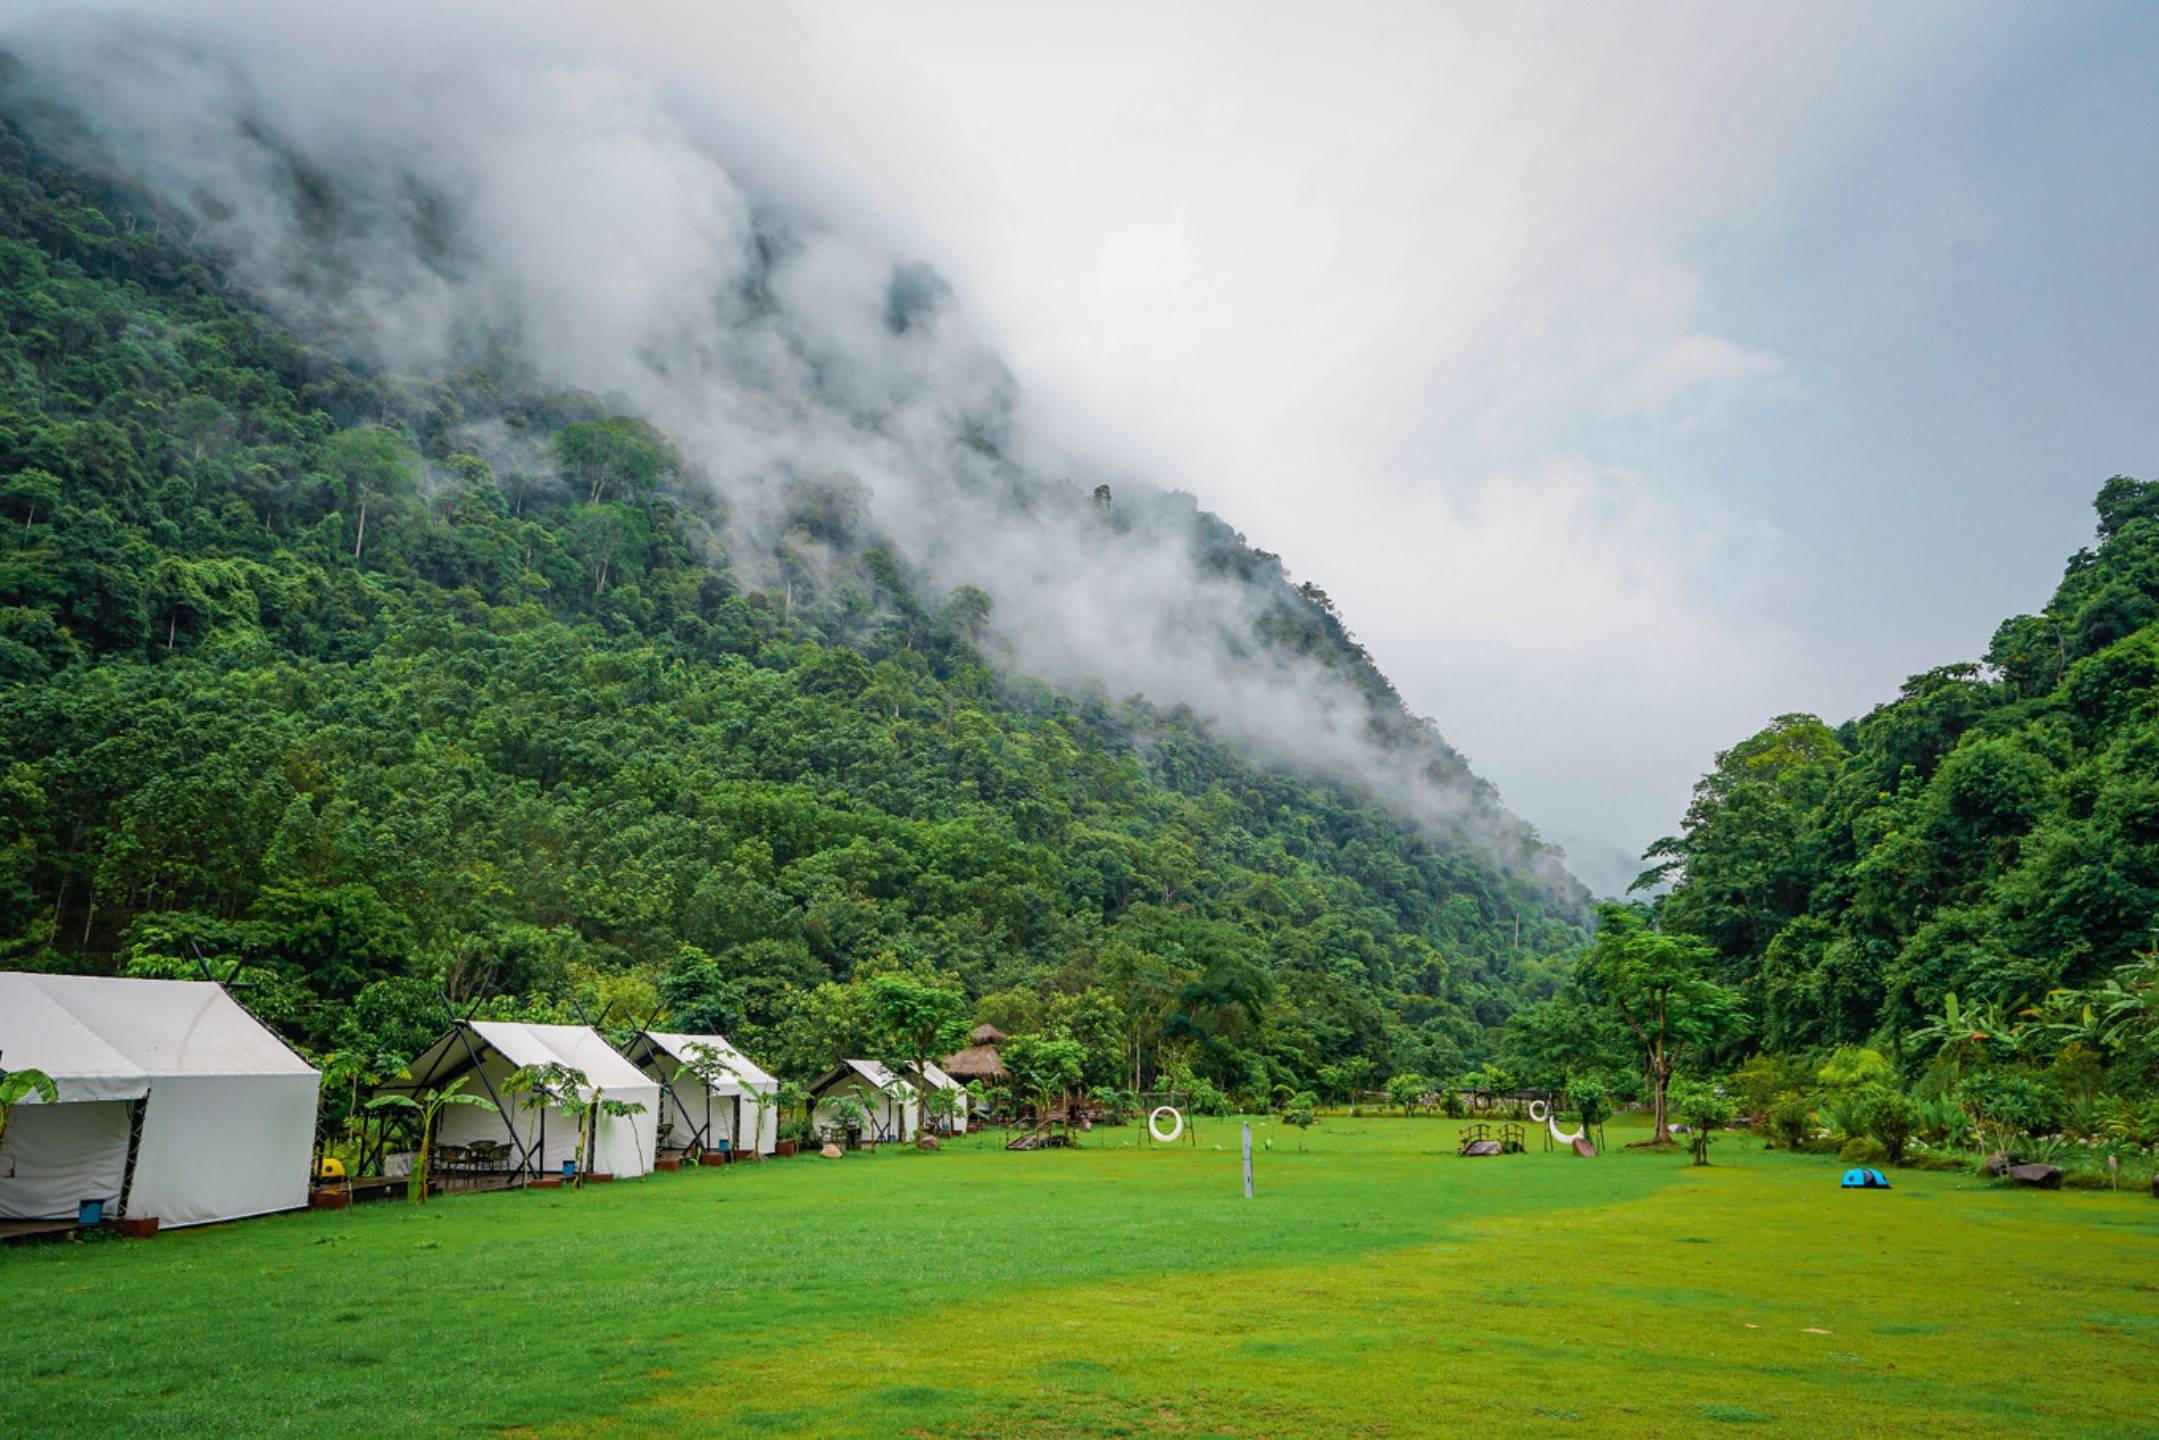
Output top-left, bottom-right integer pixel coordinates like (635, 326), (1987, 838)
(940, 1043), (1009, 1082)
(970, 1023), (1008, 1045)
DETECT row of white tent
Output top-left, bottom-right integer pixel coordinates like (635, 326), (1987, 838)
(808, 1058), (971, 1145)
(1, 972), (927, 1231)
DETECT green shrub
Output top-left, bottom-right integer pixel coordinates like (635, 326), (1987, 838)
(1730, 1054), (1812, 1119)
(1905, 1151), (1970, 1172)
(1839, 1136), (1889, 1166)
(1855, 1085), (1920, 1163)
(1767, 1091), (1815, 1150)
(1568, 1076), (1611, 1130)
(1817, 1046), (1894, 1092)
(1671, 1080), (1737, 1165)
(2060, 1169), (2113, 1191)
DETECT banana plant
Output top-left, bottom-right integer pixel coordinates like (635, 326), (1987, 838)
(367, 1075), (502, 1204)
(504, 1060), (583, 1176)
(0, 1064), (58, 1179)
(1908, 991), (2031, 1080)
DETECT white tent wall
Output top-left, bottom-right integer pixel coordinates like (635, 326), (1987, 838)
(129, 1073), (317, 1227)
(0, 1100), (128, 1221)
(591, 1092), (659, 1176)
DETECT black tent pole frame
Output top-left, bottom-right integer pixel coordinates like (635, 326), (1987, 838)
(116, 1095), (148, 1219)
(439, 996), (532, 1180)
(636, 1001), (717, 1156)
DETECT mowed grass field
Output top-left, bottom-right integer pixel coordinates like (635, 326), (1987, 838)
(5, 1114), (2157, 1439)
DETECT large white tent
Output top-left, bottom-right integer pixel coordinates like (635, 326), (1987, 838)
(0, 973), (319, 1228)
(391, 1022), (661, 1180)
(808, 1059), (917, 1144)
(621, 1032), (778, 1157)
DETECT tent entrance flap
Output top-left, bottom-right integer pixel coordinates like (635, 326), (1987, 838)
(0, 1100), (129, 1221)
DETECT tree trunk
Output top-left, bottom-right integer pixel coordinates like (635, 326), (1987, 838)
(414, 1112), (433, 1204)
(1649, 1051), (1673, 1145)
(352, 499), (368, 559)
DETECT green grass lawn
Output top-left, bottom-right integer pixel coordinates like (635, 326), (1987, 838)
(5, 1113), (2156, 1438)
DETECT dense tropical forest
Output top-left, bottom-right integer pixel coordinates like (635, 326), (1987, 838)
(1496, 477), (2159, 1165)
(0, 116), (1586, 1108)
(3, 78), (2152, 1176)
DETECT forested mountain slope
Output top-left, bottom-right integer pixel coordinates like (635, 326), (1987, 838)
(1646, 476), (2159, 1056)
(0, 118), (1584, 1090)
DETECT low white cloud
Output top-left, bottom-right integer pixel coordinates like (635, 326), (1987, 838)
(1603, 333), (1801, 420)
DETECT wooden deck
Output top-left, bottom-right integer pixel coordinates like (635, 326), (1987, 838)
(0, 1219), (82, 1243)
(347, 1171), (528, 1203)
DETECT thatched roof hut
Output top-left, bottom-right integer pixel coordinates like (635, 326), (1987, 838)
(969, 1023), (1008, 1045)
(940, 1041), (1009, 1084)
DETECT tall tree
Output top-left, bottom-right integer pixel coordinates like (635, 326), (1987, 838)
(859, 970), (970, 1148)
(1578, 904), (1744, 1145)
(324, 426), (422, 561)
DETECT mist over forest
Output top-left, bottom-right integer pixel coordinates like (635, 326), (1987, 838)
(0, 6), (2153, 1137)
(0, 9), (1600, 1102)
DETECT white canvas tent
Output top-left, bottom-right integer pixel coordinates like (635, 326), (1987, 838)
(390, 1022), (661, 1180)
(620, 1032), (778, 1157)
(911, 1061), (969, 1136)
(809, 1059), (917, 1143)
(0, 973), (319, 1228)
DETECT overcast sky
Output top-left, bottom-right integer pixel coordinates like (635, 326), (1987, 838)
(592, 2), (2154, 892)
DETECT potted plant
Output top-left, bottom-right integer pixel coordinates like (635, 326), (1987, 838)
(771, 1079), (810, 1157)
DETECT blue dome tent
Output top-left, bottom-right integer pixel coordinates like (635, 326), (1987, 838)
(1841, 1167), (1891, 1189)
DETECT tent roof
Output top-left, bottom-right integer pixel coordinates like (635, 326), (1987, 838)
(637, 1032), (776, 1093)
(916, 1062), (962, 1091)
(398, 1021), (651, 1095)
(0, 973), (314, 1103)
(810, 1058), (913, 1097)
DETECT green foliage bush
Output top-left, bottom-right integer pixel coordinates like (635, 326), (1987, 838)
(1567, 1076), (1610, 1129)
(1767, 1091), (1817, 1151)
(1670, 1080), (1736, 1165)
(1839, 1135), (1889, 1166)
(1854, 1085), (1920, 1164)
(1904, 1150), (1971, 1172)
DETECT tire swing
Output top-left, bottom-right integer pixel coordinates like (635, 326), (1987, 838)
(1531, 1097), (1588, 1150)
(1148, 1105), (1185, 1145)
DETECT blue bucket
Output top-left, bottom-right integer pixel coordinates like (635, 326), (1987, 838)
(78, 1199), (103, 1226)
(562, 1159), (577, 1178)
